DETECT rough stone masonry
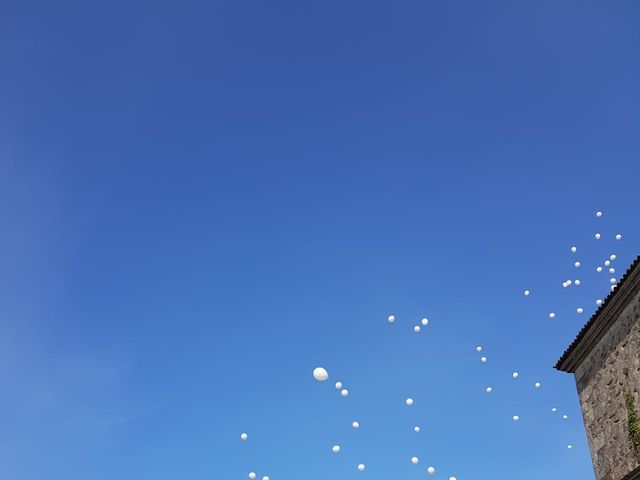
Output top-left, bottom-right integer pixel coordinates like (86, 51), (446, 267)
(556, 256), (640, 480)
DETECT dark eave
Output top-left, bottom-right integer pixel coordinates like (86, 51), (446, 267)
(622, 465), (640, 480)
(555, 254), (640, 373)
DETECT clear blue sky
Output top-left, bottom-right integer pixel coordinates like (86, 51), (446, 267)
(1, 1), (640, 479)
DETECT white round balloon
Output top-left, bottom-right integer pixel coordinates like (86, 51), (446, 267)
(313, 367), (329, 382)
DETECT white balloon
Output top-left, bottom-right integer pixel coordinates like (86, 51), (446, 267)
(524, 290), (530, 296)
(577, 308), (584, 314)
(405, 397), (414, 406)
(575, 279), (581, 286)
(512, 372), (519, 379)
(551, 407), (557, 412)
(610, 278), (617, 284)
(335, 381), (343, 390)
(414, 325), (421, 333)
(414, 426), (421, 432)
(427, 466), (436, 475)
(534, 382), (541, 389)
(486, 387), (493, 393)
(549, 312), (556, 319)
(574, 261), (581, 268)
(595, 233), (601, 239)
(597, 266), (603, 272)
(332, 444), (341, 453)
(341, 389), (349, 397)
(411, 456), (419, 465)
(596, 211), (603, 217)
(387, 315), (396, 323)
(357, 464), (365, 472)
(605, 260), (611, 266)
(616, 234), (622, 240)
(481, 356), (487, 363)
(596, 299), (603, 306)
(313, 367), (329, 382)
(476, 346), (483, 352)
(352, 421), (360, 429)
(513, 415), (520, 422)
(611, 254), (617, 260)
(571, 246), (577, 253)
(262, 476), (270, 480)
(567, 444), (573, 449)
(240, 433), (248, 441)
(563, 414), (568, 420)
(610, 268), (615, 274)
(421, 317), (429, 326)
(249, 473), (256, 480)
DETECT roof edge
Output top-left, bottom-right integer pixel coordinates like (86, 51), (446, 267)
(621, 465), (640, 480)
(555, 255), (640, 373)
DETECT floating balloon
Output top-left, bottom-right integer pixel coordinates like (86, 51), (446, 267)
(313, 367), (329, 382)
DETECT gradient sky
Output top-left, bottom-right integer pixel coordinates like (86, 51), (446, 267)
(1, 1), (640, 479)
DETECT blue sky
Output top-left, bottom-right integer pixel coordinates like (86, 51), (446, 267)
(1, 0), (640, 479)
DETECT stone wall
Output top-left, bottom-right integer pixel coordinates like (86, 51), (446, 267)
(575, 288), (640, 480)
